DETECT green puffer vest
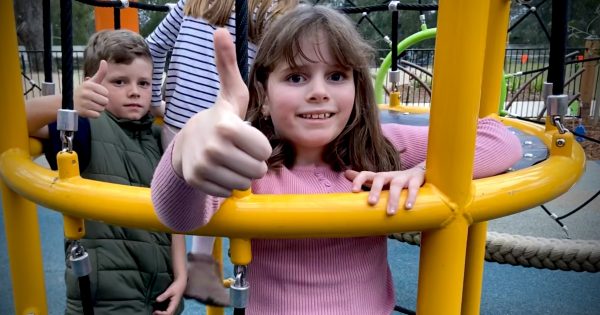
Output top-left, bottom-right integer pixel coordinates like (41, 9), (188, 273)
(64, 112), (183, 315)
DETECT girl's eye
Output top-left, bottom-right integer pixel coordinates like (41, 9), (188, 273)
(112, 79), (125, 86)
(139, 81), (150, 88)
(286, 73), (305, 84)
(329, 72), (346, 82)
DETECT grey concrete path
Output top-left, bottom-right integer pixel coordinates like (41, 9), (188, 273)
(489, 161), (600, 240)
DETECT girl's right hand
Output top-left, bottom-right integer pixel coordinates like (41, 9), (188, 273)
(172, 28), (272, 197)
(345, 166), (426, 215)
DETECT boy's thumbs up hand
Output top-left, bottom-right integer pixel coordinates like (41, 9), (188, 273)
(172, 28), (272, 197)
(74, 60), (109, 118)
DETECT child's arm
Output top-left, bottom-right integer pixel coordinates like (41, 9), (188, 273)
(151, 28), (272, 232)
(26, 94), (63, 139)
(153, 234), (186, 315)
(382, 119), (522, 177)
(146, 0), (186, 108)
(348, 120), (522, 214)
(25, 61), (109, 139)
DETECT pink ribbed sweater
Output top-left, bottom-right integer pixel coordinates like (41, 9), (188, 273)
(151, 119), (522, 315)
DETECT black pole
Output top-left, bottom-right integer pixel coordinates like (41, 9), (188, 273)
(78, 275), (95, 315)
(114, 8), (121, 29)
(60, 0), (74, 110)
(391, 10), (398, 72)
(236, 0), (249, 85)
(547, 0), (569, 95)
(42, 0), (53, 83)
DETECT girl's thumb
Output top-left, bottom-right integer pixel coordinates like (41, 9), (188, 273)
(213, 28), (249, 118)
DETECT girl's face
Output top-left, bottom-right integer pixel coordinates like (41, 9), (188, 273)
(101, 57), (152, 121)
(264, 33), (355, 166)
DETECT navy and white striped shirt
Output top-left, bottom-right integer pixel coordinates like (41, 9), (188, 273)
(146, 0), (257, 129)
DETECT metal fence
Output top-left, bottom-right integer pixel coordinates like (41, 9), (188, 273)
(20, 47), (598, 119)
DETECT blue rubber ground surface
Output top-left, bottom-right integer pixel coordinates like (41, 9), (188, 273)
(2, 162), (599, 314)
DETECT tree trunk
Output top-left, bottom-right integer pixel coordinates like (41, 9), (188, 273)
(14, 0), (44, 72)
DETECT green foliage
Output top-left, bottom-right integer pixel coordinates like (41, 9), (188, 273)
(139, 1), (171, 37)
(508, 0), (600, 47)
(44, 0), (600, 50)
(530, 76), (544, 93)
(49, 0), (170, 46)
(507, 76), (521, 93)
(50, 0), (95, 46)
(319, 0), (438, 55)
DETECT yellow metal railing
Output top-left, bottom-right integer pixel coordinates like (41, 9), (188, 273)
(0, 1), (586, 315)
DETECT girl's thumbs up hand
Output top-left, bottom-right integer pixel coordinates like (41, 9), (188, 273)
(172, 28), (272, 197)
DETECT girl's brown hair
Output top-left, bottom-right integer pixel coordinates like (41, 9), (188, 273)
(184, 0), (298, 43)
(247, 5), (402, 172)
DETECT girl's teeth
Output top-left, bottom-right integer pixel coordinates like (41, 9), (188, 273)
(301, 113), (332, 119)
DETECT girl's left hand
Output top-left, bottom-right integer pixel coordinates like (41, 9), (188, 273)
(152, 277), (186, 315)
(345, 166), (426, 215)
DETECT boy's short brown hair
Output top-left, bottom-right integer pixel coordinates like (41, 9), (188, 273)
(83, 29), (151, 77)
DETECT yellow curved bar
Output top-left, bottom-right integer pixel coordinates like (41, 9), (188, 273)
(0, 148), (453, 237)
(380, 104), (431, 114)
(0, 123), (585, 238)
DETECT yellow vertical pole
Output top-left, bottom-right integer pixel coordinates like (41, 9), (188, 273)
(0, 1), (49, 314)
(417, 0), (491, 314)
(463, 3), (511, 314)
(480, 0), (511, 117)
(418, 219), (470, 314)
(462, 222), (488, 315)
(207, 238), (225, 315)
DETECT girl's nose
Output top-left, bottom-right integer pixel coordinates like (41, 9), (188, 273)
(307, 78), (330, 103)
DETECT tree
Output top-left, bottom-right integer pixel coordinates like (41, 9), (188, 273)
(14, 0), (44, 71)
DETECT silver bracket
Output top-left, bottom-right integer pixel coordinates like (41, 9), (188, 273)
(69, 241), (91, 278)
(230, 265), (249, 308)
(41, 82), (55, 96)
(57, 109), (78, 152)
(546, 94), (569, 134)
(389, 70), (401, 92)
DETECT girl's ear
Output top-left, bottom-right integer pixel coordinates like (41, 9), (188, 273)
(260, 84), (270, 116)
(261, 101), (270, 117)
(83, 76), (91, 81)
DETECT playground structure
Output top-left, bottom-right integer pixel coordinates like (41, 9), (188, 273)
(0, 1), (590, 315)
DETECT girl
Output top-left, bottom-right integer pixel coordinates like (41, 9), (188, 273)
(151, 5), (522, 314)
(146, 0), (297, 306)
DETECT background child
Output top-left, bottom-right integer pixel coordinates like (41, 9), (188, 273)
(26, 29), (185, 315)
(151, 5), (523, 315)
(145, 0), (297, 305)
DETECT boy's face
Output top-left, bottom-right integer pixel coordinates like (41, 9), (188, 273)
(102, 57), (152, 120)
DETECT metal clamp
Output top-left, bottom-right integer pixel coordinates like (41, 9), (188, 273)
(388, 1), (400, 11)
(546, 94), (569, 134)
(68, 241), (91, 278)
(546, 94), (568, 117)
(388, 70), (401, 92)
(230, 265), (249, 308)
(57, 109), (78, 152)
(41, 82), (55, 96)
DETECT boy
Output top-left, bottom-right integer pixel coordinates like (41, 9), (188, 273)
(26, 29), (185, 315)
